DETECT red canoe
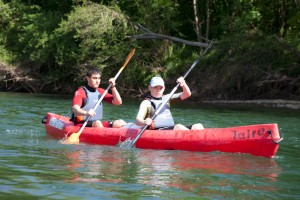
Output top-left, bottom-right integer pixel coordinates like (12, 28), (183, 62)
(43, 112), (283, 158)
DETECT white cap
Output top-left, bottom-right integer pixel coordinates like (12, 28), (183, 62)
(150, 76), (165, 87)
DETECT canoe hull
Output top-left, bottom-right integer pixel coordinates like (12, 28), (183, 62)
(43, 112), (282, 158)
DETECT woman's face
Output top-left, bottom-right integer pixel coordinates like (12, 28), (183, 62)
(149, 85), (165, 98)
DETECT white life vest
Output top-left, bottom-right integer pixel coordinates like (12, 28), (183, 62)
(148, 95), (175, 128)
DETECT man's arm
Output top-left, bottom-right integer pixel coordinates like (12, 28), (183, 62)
(111, 87), (122, 105)
(72, 105), (87, 116)
(72, 89), (96, 117)
(108, 78), (122, 105)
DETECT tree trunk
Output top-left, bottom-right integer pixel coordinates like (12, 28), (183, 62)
(279, 0), (286, 37)
(205, 0), (210, 39)
(193, 0), (202, 42)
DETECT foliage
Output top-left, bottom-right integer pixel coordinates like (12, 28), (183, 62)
(53, 3), (130, 79)
(0, 0), (133, 85)
(1, 1), (62, 70)
(108, 0), (194, 88)
(0, 0), (299, 99)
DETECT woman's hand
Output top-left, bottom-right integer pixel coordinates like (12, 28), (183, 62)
(177, 77), (186, 87)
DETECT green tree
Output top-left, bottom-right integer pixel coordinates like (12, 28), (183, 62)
(1, 1), (62, 69)
(0, 0), (298, 98)
(53, 2), (131, 81)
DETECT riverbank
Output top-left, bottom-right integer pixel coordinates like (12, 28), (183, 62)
(199, 99), (300, 110)
(1, 62), (300, 110)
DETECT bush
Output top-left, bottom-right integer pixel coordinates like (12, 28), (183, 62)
(53, 3), (130, 80)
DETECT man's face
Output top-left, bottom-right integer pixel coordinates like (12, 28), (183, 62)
(87, 73), (101, 89)
(149, 85), (165, 98)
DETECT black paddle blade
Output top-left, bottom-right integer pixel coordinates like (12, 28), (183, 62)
(117, 138), (135, 149)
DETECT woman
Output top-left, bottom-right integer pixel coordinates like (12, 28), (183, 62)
(135, 76), (204, 130)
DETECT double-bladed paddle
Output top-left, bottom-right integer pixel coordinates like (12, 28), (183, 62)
(119, 41), (213, 149)
(66, 48), (136, 144)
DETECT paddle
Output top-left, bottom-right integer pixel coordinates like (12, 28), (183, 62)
(66, 48), (136, 144)
(119, 41), (213, 149)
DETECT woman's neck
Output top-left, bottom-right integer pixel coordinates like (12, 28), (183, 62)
(150, 95), (162, 100)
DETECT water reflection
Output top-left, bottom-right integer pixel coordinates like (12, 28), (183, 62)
(63, 145), (282, 191)
(65, 146), (136, 183)
(169, 151), (281, 180)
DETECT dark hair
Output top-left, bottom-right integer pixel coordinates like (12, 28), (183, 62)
(86, 67), (101, 77)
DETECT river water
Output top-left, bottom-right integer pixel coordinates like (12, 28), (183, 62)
(0, 92), (299, 199)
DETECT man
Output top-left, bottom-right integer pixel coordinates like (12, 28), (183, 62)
(135, 76), (204, 130)
(71, 67), (126, 128)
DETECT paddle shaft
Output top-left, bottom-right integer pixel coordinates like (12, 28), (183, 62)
(128, 42), (213, 148)
(75, 48), (136, 135)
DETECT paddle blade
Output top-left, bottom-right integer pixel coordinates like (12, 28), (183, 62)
(117, 138), (135, 149)
(122, 48), (136, 69)
(113, 48), (136, 80)
(65, 132), (80, 144)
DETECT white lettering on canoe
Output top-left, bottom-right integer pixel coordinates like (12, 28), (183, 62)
(49, 117), (64, 130)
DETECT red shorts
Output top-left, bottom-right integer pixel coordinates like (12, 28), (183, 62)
(101, 121), (114, 128)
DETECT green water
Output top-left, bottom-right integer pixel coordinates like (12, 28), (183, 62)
(0, 92), (299, 199)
